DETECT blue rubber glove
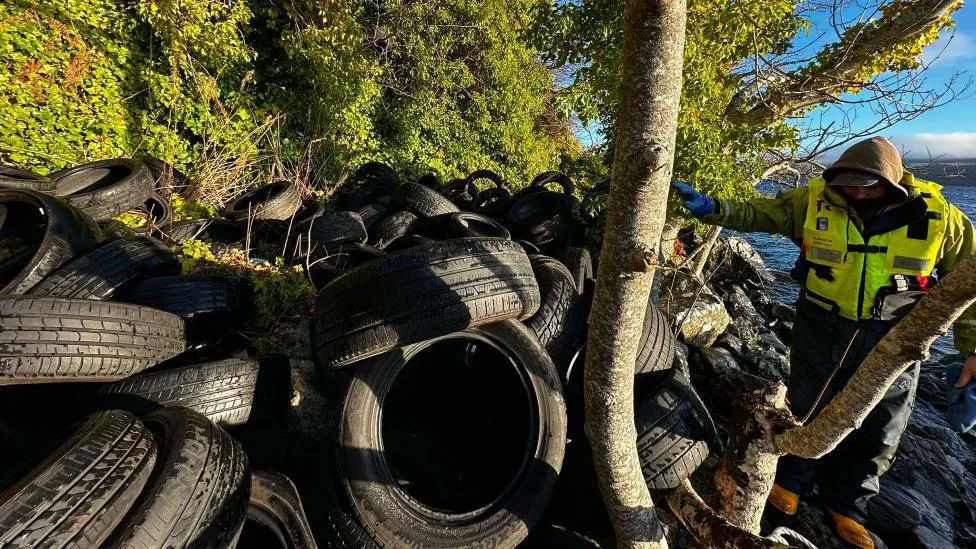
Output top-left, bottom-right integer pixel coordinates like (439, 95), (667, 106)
(947, 363), (976, 433)
(672, 180), (716, 216)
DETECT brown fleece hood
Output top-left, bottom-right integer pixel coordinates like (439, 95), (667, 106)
(823, 137), (908, 196)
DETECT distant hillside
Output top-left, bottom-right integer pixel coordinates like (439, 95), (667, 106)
(909, 160), (976, 187)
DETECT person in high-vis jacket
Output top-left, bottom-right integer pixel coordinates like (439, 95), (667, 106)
(673, 136), (976, 549)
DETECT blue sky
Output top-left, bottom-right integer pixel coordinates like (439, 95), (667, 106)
(807, 4), (976, 159)
(572, 4), (976, 159)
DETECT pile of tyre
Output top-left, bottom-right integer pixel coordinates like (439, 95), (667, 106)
(0, 159), (718, 548)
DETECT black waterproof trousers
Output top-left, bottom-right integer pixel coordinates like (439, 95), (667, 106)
(774, 301), (920, 523)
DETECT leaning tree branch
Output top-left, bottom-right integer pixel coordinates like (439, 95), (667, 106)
(726, 0), (964, 127)
(665, 480), (789, 549)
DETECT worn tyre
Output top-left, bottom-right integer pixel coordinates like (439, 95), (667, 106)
(142, 156), (192, 195)
(244, 471), (317, 549)
(0, 297), (185, 384)
(506, 192), (568, 247)
(526, 256), (588, 373)
(101, 356), (290, 426)
(107, 407), (250, 549)
(306, 243), (384, 290)
(442, 178), (478, 210)
(228, 181), (302, 222)
(0, 165), (54, 192)
(339, 320), (566, 548)
(391, 182), (459, 218)
(410, 212), (511, 241)
(301, 211), (368, 251)
(0, 189), (101, 295)
(52, 159), (155, 221)
(636, 370), (714, 490)
(314, 238), (540, 369)
(530, 171), (574, 195)
(165, 218), (246, 246)
(369, 210), (417, 249)
(563, 247), (593, 292)
(635, 299), (677, 389)
(132, 193), (173, 233)
(355, 203), (387, 230)
(28, 236), (180, 299)
(475, 187), (512, 218)
(113, 275), (253, 344)
(0, 410), (156, 549)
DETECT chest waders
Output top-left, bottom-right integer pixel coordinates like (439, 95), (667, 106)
(775, 175), (946, 525)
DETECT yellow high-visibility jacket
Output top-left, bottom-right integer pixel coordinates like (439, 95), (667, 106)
(701, 173), (976, 355)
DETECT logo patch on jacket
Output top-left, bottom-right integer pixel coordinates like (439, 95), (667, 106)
(816, 217), (828, 231)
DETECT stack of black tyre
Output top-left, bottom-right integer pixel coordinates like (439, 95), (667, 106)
(1, 158), (718, 548)
(0, 160), (297, 548)
(309, 163), (720, 548)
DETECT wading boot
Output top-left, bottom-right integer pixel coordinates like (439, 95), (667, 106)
(828, 509), (882, 549)
(767, 483), (799, 515)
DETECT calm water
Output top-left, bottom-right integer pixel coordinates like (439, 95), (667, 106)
(736, 163), (976, 358)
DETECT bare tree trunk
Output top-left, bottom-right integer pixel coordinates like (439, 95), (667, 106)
(712, 383), (793, 533)
(688, 226), (722, 279)
(583, 0), (687, 547)
(710, 254), (976, 532)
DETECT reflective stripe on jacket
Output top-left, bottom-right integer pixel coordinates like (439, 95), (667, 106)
(700, 173), (976, 355)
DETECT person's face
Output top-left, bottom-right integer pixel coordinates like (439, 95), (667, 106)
(837, 183), (888, 204)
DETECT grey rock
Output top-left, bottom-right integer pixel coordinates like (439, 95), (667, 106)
(741, 346), (789, 382)
(774, 320), (794, 345)
(766, 301), (797, 323)
(726, 284), (759, 318)
(868, 484), (954, 548)
(673, 340), (690, 377)
(659, 273), (731, 348)
(715, 333), (743, 355)
(729, 315), (760, 347)
(760, 330), (789, 354)
(698, 347), (740, 373)
(706, 236), (773, 294)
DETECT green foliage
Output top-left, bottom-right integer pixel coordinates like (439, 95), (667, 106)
(534, 0), (803, 210)
(0, 3), (136, 170)
(177, 239), (315, 354)
(1, 0), (573, 187)
(534, 0), (960, 218)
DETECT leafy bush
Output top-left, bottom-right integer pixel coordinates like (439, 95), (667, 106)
(1, 0), (573, 187)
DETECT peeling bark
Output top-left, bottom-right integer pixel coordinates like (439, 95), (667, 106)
(583, 0), (687, 547)
(665, 480), (787, 549)
(713, 383), (794, 533)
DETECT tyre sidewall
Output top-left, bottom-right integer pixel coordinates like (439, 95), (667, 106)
(339, 320), (566, 548)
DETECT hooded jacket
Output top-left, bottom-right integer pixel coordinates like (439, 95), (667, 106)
(700, 172), (976, 355)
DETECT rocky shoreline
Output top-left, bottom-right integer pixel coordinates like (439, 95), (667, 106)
(664, 234), (976, 549)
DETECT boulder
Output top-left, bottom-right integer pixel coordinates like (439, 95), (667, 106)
(740, 346), (790, 382)
(760, 330), (789, 354)
(725, 284), (760, 319)
(729, 315), (760, 346)
(659, 273), (731, 348)
(707, 236), (773, 294)
(715, 332), (743, 355)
